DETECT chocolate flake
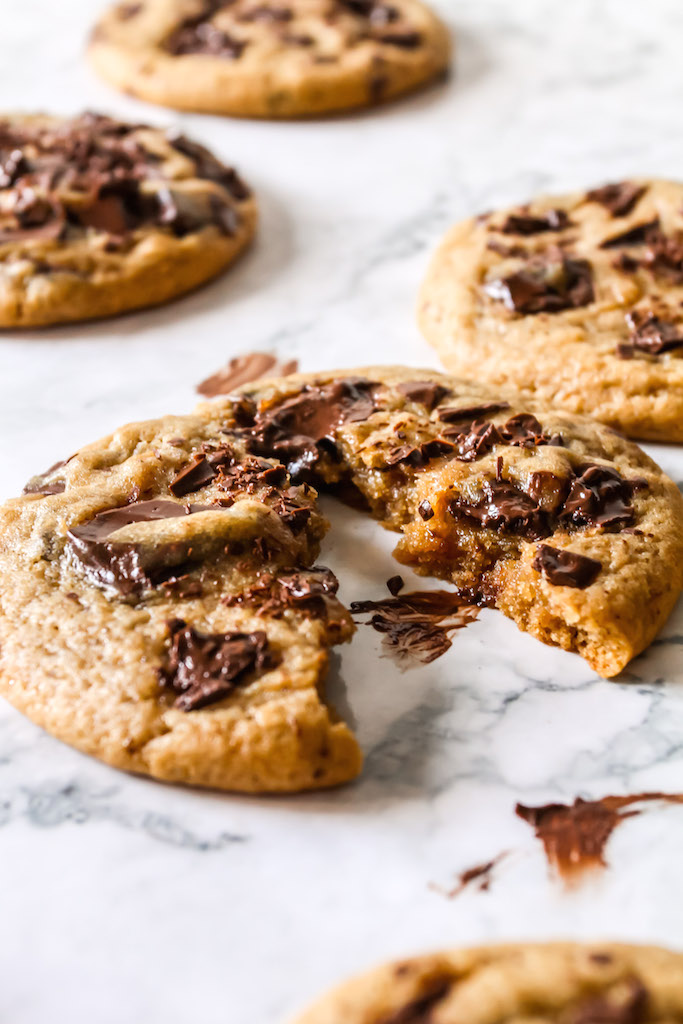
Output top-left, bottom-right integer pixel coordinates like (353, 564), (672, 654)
(160, 619), (276, 711)
(196, 353), (299, 397)
(516, 792), (683, 886)
(350, 590), (480, 668)
(485, 248), (595, 315)
(500, 208), (571, 235)
(532, 543), (601, 589)
(587, 182), (647, 218)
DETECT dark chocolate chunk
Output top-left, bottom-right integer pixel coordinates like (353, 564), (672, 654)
(166, 15), (246, 58)
(385, 437), (455, 469)
(600, 218), (659, 249)
(375, 30), (421, 47)
(485, 249), (594, 315)
(440, 413), (551, 463)
(499, 413), (550, 447)
(169, 450), (232, 497)
(386, 575), (404, 596)
(587, 182), (647, 217)
(224, 566), (341, 621)
(166, 132), (251, 199)
(448, 478), (547, 540)
(560, 463), (637, 530)
(569, 980), (648, 1024)
(438, 401), (510, 425)
(500, 209), (571, 235)
(22, 457), (70, 495)
(160, 619), (275, 711)
(376, 978), (452, 1024)
(532, 543), (601, 588)
(642, 229), (683, 282)
(447, 420), (503, 462)
(397, 380), (450, 410)
(234, 377), (379, 481)
(271, 489), (314, 533)
(418, 500), (434, 521)
(619, 310), (683, 357)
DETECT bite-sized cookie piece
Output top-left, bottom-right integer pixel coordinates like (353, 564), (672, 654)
(0, 112), (256, 326)
(419, 179), (683, 442)
(1, 366), (682, 791)
(88, 0), (451, 118)
(291, 943), (683, 1023)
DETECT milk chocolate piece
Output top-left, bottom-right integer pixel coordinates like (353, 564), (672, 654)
(160, 619), (275, 711)
(532, 543), (601, 588)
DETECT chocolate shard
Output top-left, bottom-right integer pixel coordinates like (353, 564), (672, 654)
(234, 377), (379, 481)
(500, 208), (571, 235)
(600, 218), (660, 249)
(397, 380), (451, 410)
(587, 181), (647, 217)
(485, 249), (595, 315)
(160, 620), (276, 711)
(448, 478), (547, 539)
(22, 457), (70, 495)
(620, 310), (683, 357)
(532, 543), (601, 589)
(559, 463), (637, 530)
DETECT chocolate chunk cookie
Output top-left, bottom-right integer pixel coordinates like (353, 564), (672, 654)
(1, 366), (681, 791)
(291, 943), (683, 1023)
(419, 179), (683, 441)
(0, 112), (256, 326)
(88, 0), (451, 118)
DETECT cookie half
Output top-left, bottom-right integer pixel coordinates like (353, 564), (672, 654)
(1, 366), (681, 791)
(0, 112), (256, 327)
(88, 0), (451, 118)
(419, 179), (683, 441)
(291, 943), (683, 1023)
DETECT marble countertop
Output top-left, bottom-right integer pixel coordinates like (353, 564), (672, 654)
(3, 1), (683, 1020)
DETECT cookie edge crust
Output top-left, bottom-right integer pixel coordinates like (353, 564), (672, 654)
(87, 13), (452, 118)
(0, 200), (257, 328)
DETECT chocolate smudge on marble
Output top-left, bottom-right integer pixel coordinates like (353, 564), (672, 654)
(433, 851), (509, 900)
(350, 589), (480, 668)
(516, 793), (683, 886)
(196, 353), (299, 397)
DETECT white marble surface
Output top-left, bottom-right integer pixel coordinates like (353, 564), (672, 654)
(2, 1), (683, 1021)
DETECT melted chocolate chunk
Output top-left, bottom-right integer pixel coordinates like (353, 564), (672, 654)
(449, 478), (547, 540)
(160, 620), (275, 711)
(569, 980), (648, 1024)
(169, 448), (235, 497)
(224, 566), (341, 620)
(485, 249), (595, 314)
(165, 1), (246, 58)
(438, 401), (510, 425)
(375, 30), (421, 47)
(351, 590), (480, 667)
(167, 132), (250, 200)
(560, 463), (637, 530)
(385, 437), (455, 469)
(234, 378), (379, 481)
(500, 209), (571, 235)
(600, 218), (659, 249)
(587, 182), (647, 217)
(67, 499), (212, 595)
(619, 310), (683, 358)
(446, 420), (503, 462)
(22, 457), (69, 495)
(397, 380), (450, 410)
(532, 543), (601, 588)
(377, 978), (452, 1024)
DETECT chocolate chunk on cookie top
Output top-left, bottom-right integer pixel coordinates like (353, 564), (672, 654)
(420, 179), (683, 441)
(88, 0), (451, 118)
(0, 112), (256, 327)
(1, 367), (681, 792)
(291, 943), (683, 1024)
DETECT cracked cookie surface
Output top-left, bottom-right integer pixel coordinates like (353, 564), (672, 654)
(88, 0), (451, 118)
(419, 179), (683, 441)
(291, 943), (683, 1023)
(1, 366), (682, 792)
(0, 111), (256, 326)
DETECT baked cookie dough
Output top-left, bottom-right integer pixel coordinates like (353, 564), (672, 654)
(0, 111), (256, 327)
(419, 179), (683, 442)
(291, 942), (683, 1023)
(88, 0), (451, 118)
(1, 366), (682, 791)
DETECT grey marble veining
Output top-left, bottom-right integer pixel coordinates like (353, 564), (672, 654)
(2, 2), (683, 1022)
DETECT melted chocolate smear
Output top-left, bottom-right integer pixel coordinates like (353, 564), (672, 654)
(160, 619), (276, 711)
(377, 978), (452, 1024)
(485, 249), (595, 315)
(350, 590), (480, 668)
(450, 477), (548, 540)
(500, 209), (571, 235)
(196, 353), (299, 397)
(587, 182), (647, 218)
(223, 566), (341, 621)
(618, 309), (683, 359)
(533, 543), (601, 589)
(397, 380), (451, 410)
(67, 499), (214, 596)
(438, 852), (509, 899)
(235, 377), (379, 481)
(516, 793), (683, 886)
